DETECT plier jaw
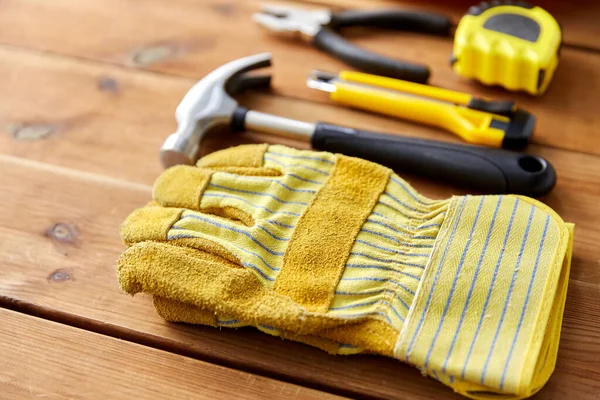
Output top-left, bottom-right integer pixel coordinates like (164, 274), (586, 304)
(253, 5), (331, 41)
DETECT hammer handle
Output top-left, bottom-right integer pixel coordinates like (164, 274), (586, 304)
(243, 110), (314, 140)
(311, 122), (556, 197)
(234, 110), (555, 196)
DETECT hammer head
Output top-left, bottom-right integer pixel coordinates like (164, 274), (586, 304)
(160, 52), (273, 168)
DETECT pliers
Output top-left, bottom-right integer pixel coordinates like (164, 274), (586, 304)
(253, 5), (452, 83)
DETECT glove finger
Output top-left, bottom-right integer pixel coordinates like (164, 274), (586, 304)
(151, 164), (291, 218)
(203, 171), (313, 221)
(117, 240), (308, 329)
(152, 296), (218, 326)
(262, 145), (335, 185)
(170, 209), (287, 284)
(153, 295), (359, 355)
(197, 143), (269, 169)
(199, 143), (336, 181)
(154, 145), (336, 211)
(120, 205), (183, 247)
(150, 168), (301, 284)
(154, 144), (277, 211)
(152, 165), (212, 209)
(199, 144), (337, 216)
(197, 144), (337, 223)
(119, 202), (285, 285)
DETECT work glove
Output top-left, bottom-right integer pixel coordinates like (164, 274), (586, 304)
(117, 144), (573, 400)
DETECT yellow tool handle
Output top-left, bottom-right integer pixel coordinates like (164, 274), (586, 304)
(331, 78), (505, 147)
(339, 71), (473, 105)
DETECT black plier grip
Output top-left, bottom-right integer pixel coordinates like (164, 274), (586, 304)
(254, 6), (451, 83)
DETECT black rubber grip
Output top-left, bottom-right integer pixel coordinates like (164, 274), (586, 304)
(311, 123), (556, 197)
(230, 106), (248, 132)
(329, 10), (452, 35)
(503, 109), (536, 150)
(467, 97), (515, 116)
(314, 27), (430, 83)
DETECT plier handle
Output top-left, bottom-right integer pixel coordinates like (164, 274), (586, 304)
(253, 5), (451, 83)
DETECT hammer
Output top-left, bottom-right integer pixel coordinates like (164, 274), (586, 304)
(160, 53), (556, 197)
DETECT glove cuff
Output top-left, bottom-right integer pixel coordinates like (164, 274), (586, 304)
(395, 195), (574, 399)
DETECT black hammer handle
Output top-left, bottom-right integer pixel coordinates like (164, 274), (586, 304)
(311, 123), (556, 197)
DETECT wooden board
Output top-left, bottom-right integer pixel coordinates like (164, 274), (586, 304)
(1, 1), (600, 399)
(0, 1), (599, 156)
(0, 153), (599, 399)
(0, 308), (342, 400)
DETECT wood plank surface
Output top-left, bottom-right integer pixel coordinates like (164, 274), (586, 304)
(0, 153), (599, 399)
(1, 0), (599, 399)
(0, 308), (342, 400)
(0, 1), (599, 155)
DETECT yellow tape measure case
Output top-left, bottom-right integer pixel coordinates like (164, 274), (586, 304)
(451, 2), (561, 95)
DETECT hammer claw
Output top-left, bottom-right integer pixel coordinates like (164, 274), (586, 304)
(226, 73), (272, 95)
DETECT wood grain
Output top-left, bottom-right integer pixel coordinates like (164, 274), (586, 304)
(0, 47), (180, 185)
(0, 1), (599, 155)
(0, 308), (343, 400)
(1, 1), (599, 399)
(0, 153), (599, 399)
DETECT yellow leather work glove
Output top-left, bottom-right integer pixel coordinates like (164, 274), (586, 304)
(117, 144), (574, 399)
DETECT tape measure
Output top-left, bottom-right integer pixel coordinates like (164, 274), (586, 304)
(451, 1), (561, 95)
